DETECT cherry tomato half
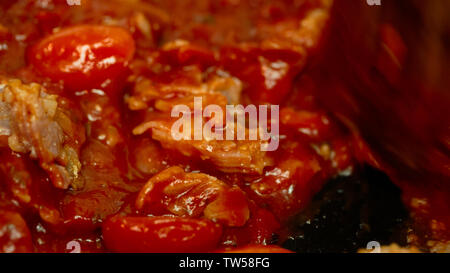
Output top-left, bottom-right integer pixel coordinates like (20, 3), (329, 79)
(28, 24), (135, 94)
(102, 215), (223, 253)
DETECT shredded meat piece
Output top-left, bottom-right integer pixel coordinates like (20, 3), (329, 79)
(110, 0), (171, 23)
(136, 166), (250, 227)
(133, 120), (271, 174)
(207, 71), (242, 105)
(0, 79), (84, 189)
(127, 67), (241, 111)
(260, 5), (331, 53)
(128, 62), (271, 174)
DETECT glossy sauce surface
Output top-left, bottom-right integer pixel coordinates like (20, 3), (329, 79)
(0, 0), (441, 253)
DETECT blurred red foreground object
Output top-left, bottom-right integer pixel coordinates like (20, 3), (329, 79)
(318, 0), (450, 239)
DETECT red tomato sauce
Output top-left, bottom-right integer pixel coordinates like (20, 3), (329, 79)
(0, 0), (407, 253)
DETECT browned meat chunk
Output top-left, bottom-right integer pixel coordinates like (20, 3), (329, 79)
(0, 79), (85, 189)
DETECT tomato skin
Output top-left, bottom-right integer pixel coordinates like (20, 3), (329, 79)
(221, 207), (280, 246)
(249, 144), (324, 221)
(159, 43), (216, 69)
(247, 209), (280, 245)
(27, 24), (135, 93)
(280, 107), (334, 141)
(102, 216), (223, 253)
(204, 186), (250, 227)
(221, 47), (305, 104)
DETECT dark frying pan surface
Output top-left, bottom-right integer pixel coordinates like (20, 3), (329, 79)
(283, 166), (410, 253)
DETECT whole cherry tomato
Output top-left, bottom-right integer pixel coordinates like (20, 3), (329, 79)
(102, 215), (223, 253)
(28, 24), (135, 94)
